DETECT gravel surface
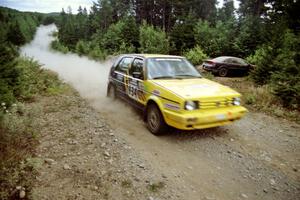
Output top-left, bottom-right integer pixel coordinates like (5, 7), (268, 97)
(32, 89), (182, 200)
(30, 87), (300, 200)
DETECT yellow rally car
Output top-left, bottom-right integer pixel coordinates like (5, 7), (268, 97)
(107, 54), (247, 135)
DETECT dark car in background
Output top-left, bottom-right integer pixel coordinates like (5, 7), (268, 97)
(202, 56), (254, 77)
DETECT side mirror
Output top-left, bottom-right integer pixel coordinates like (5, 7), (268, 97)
(132, 71), (143, 79)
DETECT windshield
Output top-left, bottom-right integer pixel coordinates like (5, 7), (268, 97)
(147, 58), (201, 79)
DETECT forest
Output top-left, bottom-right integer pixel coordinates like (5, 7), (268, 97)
(0, 7), (42, 105)
(49, 0), (300, 109)
(0, 0), (299, 109)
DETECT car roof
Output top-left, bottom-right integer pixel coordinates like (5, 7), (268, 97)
(120, 54), (184, 59)
(211, 56), (243, 62)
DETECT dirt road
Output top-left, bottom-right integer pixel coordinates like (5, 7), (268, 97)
(23, 25), (300, 200)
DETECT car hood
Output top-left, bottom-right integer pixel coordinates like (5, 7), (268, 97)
(151, 78), (240, 99)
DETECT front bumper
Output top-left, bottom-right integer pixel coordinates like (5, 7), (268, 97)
(163, 106), (247, 130)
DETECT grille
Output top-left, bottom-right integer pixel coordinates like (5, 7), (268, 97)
(199, 98), (233, 109)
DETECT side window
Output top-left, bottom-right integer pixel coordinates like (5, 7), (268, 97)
(115, 57), (133, 74)
(224, 58), (232, 64)
(231, 58), (240, 64)
(130, 58), (144, 79)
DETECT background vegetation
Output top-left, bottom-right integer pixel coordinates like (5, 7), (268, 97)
(49, 0), (299, 110)
(0, 7), (66, 199)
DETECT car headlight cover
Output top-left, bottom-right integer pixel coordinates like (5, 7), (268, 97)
(233, 97), (241, 106)
(185, 100), (197, 110)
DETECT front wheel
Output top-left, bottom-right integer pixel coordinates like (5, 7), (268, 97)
(146, 104), (167, 135)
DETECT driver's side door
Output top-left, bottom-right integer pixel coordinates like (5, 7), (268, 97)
(127, 57), (146, 108)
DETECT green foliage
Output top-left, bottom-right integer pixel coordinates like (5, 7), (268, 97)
(14, 58), (63, 100)
(234, 16), (266, 57)
(42, 15), (56, 25)
(102, 17), (139, 54)
(194, 19), (237, 57)
(184, 45), (208, 65)
(87, 45), (107, 61)
(75, 40), (89, 56)
(202, 72), (215, 80)
(249, 29), (300, 108)
(51, 40), (69, 53)
(269, 30), (300, 109)
(247, 45), (275, 84)
(139, 22), (169, 54)
(117, 42), (135, 54)
(244, 94), (256, 105)
(0, 7), (41, 107)
(0, 7), (40, 45)
(147, 181), (165, 192)
(7, 22), (26, 46)
(1, 55), (64, 109)
(0, 43), (19, 106)
(170, 15), (196, 54)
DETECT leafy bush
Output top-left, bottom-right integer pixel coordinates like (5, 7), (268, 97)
(270, 30), (300, 109)
(139, 22), (169, 54)
(194, 20), (237, 57)
(184, 45), (208, 65)
(244, 94), (256, 105)
(169, 16), (196, 54)
(117, 42), (135, 54)
(51, 40), (69, 53)
(88, 45), (107, 61)
(248, 29), (300, 108)
(0, 43), (19, 106)
(75, 40), (89, 56)
(101, 17), (139, 54)
(247, 45), (276, 85)
(42, 15), (56, 25)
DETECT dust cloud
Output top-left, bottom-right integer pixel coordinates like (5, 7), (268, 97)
(21, 24), (144, 132)
(21, 25), (114, 106)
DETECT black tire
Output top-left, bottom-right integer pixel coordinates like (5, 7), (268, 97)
(107, 84), (116, 99)
(146, 104), (168, 135)
(218, 67), (228, 77)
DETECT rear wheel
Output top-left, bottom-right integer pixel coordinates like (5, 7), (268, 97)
(218, 67), (228, 77)
(107, 84), (116, 99)
(146, 104), (167, 135)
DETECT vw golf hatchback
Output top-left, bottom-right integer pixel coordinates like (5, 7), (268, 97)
(107, 54), (247, 135)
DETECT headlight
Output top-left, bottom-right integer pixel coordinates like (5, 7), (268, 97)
(185, 100), (198, 110)
(232, 97), (241, 106)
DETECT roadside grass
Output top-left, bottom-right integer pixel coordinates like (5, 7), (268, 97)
(201, 71), (214, 80)
(0, 57), (66, 199)
(51, 36), (108, 61)
(215, 77), (300, 123)
(147, 181), (165, 193)
(121, 179), (133, 188)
